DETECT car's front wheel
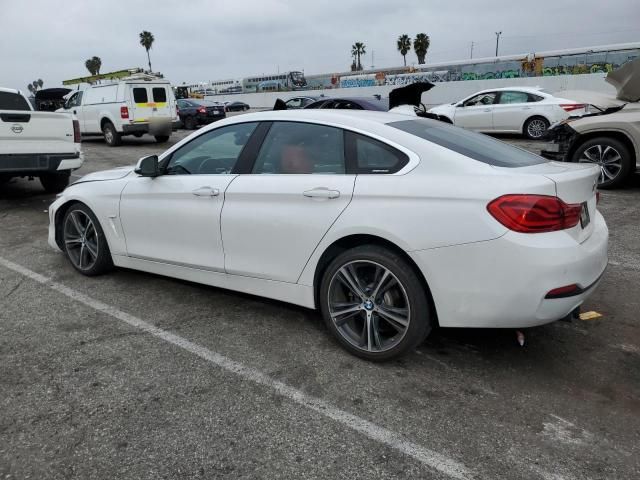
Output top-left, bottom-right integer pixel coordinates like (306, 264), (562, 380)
(62, 203), (113, 276)
(319, 245), (433, 361)
(572, 137), (633, 189)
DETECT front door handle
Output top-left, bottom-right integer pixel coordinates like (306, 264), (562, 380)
(192, 186), (220, 197)
(303, 188), (340, 199)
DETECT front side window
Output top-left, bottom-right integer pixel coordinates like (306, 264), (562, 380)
(463, 92), (497, 107)
(133, 88), (148, 103)
(352, 133), (408, 173)
(0, 91), (31, 110)
(285, 98), (302, 109)
(252, 122), (345, 174)
(165, 122), (258, 175)
(152, 87), (167, 102)
(499, 91), (529, 104)
(67, 91), (83, 108)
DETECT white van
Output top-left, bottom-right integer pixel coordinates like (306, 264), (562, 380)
(59, 78), (179, 146)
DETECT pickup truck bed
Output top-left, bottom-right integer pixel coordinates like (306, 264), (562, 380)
(0, 88), (83, 193)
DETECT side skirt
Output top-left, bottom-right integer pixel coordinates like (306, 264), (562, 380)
(112, 255), (316, 309)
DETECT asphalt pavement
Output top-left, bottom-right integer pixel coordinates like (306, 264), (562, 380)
(1, 129), (639, 480)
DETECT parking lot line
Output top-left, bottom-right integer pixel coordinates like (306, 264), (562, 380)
(0, 255), (474, 480)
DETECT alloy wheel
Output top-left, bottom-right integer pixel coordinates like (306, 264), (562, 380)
(63, 210), (99, 270)
(578, 144), (623, 185)
(328, 260), (410, 353)
(527, 119), (547, 139)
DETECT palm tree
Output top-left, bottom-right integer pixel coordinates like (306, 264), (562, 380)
(139, 30), (155, 72)
(85, 58), (97, 75)
(397, 34), (411, 67)
(351, 42), (366, 71)
(413, 33), (430, 64)
(27, 79), (43, 95)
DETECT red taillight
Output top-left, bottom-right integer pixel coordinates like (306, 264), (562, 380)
(120, 106), (129, 119)
(72, 119), (81, 143)
(487, 194), (582, 233)
(197, 106), (207, 114)
(560, 103), (586, 112)
(545, 284), (580, 299)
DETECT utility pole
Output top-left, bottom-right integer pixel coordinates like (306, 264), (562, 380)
(470, 41), (474, 59)
(371, 50), (375, 70)
(495, 31), (502, 57)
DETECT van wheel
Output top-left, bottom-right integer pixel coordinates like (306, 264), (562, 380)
(40, 172), (70, 194)
(319, 245), (433, 361)
(155, 135), (170, 143)
(102, 122), (122, 146)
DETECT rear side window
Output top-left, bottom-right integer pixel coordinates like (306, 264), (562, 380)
(498, 91), (529, 104)
(0, 91), (31, 110)
(388, 119), (546, 168)
(348, 132), (408, 173)
(133, 88), (148, 103)
(152, 87), (167, 102)
(528, 93), (544, 102)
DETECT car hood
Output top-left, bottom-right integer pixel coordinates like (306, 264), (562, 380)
(606, 57), (640, 102)
(388, 82), (435, 109)
(72, 166), (133, 185)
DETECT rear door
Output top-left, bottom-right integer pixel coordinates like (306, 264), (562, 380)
(149, 85), (173, 121)
(129, 85), (152, 124)
(222, 121), (355, 283)
(454, 92), (497, 131)
(492, 90), (532, 132)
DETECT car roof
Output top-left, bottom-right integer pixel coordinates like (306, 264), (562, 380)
(472, 86), (548, 95)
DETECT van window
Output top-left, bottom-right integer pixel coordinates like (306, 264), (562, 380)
(152, 88), (167, 103)
(133, 88), (148, 103)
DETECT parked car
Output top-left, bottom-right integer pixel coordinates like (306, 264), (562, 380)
(304, 96), (388, 111)
(177, 99), (226, 129)
(0, 87), (82, 193)
(57, 77), (179, 146)
(224, 101), (250, 112)
(428, 87), (587, 140)
(48, 110), (607, 361)
(284, 96), (320, 109)
(542, 58), (640, 189)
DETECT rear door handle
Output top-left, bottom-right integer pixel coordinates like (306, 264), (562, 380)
(303, 188), (340, 199)
(192, 186), (220, 197)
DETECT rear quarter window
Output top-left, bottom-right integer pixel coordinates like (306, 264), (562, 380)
(389, 119), (547, 167)
(0, 91), (31, 110)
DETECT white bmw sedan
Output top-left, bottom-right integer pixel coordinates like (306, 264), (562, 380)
(428, 87), (587, 140)
(48, 110), (608, 361)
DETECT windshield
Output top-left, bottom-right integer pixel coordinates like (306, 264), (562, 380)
(388, 119), (547, 168)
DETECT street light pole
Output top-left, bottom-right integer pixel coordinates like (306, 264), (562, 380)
(470, 41), (474, 59)
(495, 31), (502, 57)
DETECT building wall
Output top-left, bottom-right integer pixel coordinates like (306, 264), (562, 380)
(206, 73), (616, 110)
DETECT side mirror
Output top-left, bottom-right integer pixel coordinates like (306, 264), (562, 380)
(134, 155), (160, 177)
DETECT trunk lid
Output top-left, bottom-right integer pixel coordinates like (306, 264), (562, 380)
(496, 161), (600, 243)
(606, 57), (640, 102)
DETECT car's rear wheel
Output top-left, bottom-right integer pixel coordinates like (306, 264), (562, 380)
(40, 172), (70, 193)
(184, 116), (197, 130)
(319, 245), (432, 361)
(102, 122), (122, 146)
(62, 203), (113, 276)
(523, 116), (550, 140)
(572, 136), (633, 189)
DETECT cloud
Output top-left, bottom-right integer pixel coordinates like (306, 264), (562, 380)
(0, 0), (638, 90)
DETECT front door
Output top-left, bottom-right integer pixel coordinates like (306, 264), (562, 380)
(492, 90), (531, 132)
(454, 91), (497, 131)
(222, 121), (355, 283)
(119, 122), (259, 271)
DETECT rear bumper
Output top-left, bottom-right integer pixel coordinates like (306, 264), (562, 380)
(0, 151), (83, 175)
(409, 211), (608, 328)
(122, 121), (179, 135)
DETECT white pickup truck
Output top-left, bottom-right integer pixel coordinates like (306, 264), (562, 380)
(0, 87), (82, 193)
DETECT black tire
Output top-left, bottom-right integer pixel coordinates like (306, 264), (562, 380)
(319, 245), (432, 361)
(523, 116), (550, 140)
(132, 132), (144, 138)
(155, 135), (170, 143)
(40, 172), (70, 194)
(571, 136), (633, 189)
(102, 122), (122, 146)
(62, 203), (113, 276)
(184, 116), (197, 130)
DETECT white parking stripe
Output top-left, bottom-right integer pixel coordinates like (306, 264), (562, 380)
(0, 256), (473, 480)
